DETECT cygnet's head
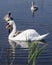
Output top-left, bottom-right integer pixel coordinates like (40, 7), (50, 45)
(3, 12), (13, 30)
(3, 12), (11, 22)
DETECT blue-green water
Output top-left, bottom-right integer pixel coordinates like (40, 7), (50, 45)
(0, 0), (52, 65)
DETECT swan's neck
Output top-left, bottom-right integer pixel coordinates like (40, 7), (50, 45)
(32, 1), (34, 6)
(9, 21), (16, 39)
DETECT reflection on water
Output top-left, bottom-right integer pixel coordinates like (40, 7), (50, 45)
(7, 39), (47, 65)
(7, 48), (15, 65)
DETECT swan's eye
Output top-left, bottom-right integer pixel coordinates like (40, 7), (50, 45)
(7, 23), (9, 25)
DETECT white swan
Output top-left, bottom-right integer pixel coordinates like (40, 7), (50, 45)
(4, 12), (49, 42)
(31, 1), (38, 14)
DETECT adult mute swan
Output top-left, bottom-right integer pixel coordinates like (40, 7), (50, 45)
(4, 12), (49, 42)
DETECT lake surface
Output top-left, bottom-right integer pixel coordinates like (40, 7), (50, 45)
(0, 0), (52, 65)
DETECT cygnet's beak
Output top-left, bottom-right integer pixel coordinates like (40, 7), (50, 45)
(6, 23), (11, 30)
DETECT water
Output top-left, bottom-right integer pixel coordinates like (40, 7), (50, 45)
(0, 0), (52, 65)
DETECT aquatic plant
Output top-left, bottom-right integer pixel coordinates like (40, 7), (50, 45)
(28, 41), (47, 65)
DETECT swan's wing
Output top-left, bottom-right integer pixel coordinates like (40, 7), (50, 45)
(12, 29), (40, 41)
(32, 33), (49, 41)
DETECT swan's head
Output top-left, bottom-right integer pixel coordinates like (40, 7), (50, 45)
(32, 1), (34, 5)
(6, 19), (14, 30)
(3, 12), (14, 30)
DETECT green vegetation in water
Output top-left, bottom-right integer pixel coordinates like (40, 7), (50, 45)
(27, 40), (47, 65)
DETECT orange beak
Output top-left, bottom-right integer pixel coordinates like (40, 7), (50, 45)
(6, 23), (11, 30)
